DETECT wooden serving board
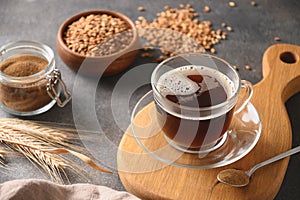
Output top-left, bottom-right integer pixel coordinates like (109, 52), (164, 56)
(117, 44), (300, 200)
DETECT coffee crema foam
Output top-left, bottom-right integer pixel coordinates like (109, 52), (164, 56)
(157, 65), (235, 105)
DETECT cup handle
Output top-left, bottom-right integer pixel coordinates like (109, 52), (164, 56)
(234, 80), (253, 114)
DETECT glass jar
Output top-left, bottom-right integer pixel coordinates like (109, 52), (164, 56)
(0, 41), (71, 116)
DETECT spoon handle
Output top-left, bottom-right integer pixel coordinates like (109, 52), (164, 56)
(246, 146), (300, 176)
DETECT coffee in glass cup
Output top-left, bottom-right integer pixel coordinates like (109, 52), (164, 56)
(151, 53), (252, 153)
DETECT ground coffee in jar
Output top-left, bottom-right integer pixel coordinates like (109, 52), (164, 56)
(0, 55), (47, 77)
(0, 41), (71, 116)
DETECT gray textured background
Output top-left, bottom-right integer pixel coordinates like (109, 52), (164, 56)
(0, 0), (299, 199)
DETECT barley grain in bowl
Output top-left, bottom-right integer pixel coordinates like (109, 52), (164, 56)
(57, 10), (140, 76)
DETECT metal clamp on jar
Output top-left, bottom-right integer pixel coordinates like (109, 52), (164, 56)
(0, 41), (71, 116)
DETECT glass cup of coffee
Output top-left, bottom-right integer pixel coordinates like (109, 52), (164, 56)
(151, 53), (253, 154)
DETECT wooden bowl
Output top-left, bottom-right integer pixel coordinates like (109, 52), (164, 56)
(56, 10), (140, 76)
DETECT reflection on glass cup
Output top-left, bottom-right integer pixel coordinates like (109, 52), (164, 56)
(151, 53), (253, 153)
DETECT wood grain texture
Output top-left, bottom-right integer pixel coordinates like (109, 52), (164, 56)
(118, 44), (300, 200)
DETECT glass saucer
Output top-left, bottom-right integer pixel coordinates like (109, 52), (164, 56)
(130, 91), (262, 169)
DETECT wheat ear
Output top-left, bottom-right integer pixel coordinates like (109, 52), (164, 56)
(0, 119), (113, 183)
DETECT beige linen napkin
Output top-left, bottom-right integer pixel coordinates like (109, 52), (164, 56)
(0, 179), (140, 200)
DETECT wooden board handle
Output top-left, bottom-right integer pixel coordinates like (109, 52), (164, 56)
(259, 44), (300, 101)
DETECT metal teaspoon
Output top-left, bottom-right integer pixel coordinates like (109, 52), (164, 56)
(217, 145), (300, 187)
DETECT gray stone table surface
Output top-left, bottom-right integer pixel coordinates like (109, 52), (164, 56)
(0, 0), (299, 199)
